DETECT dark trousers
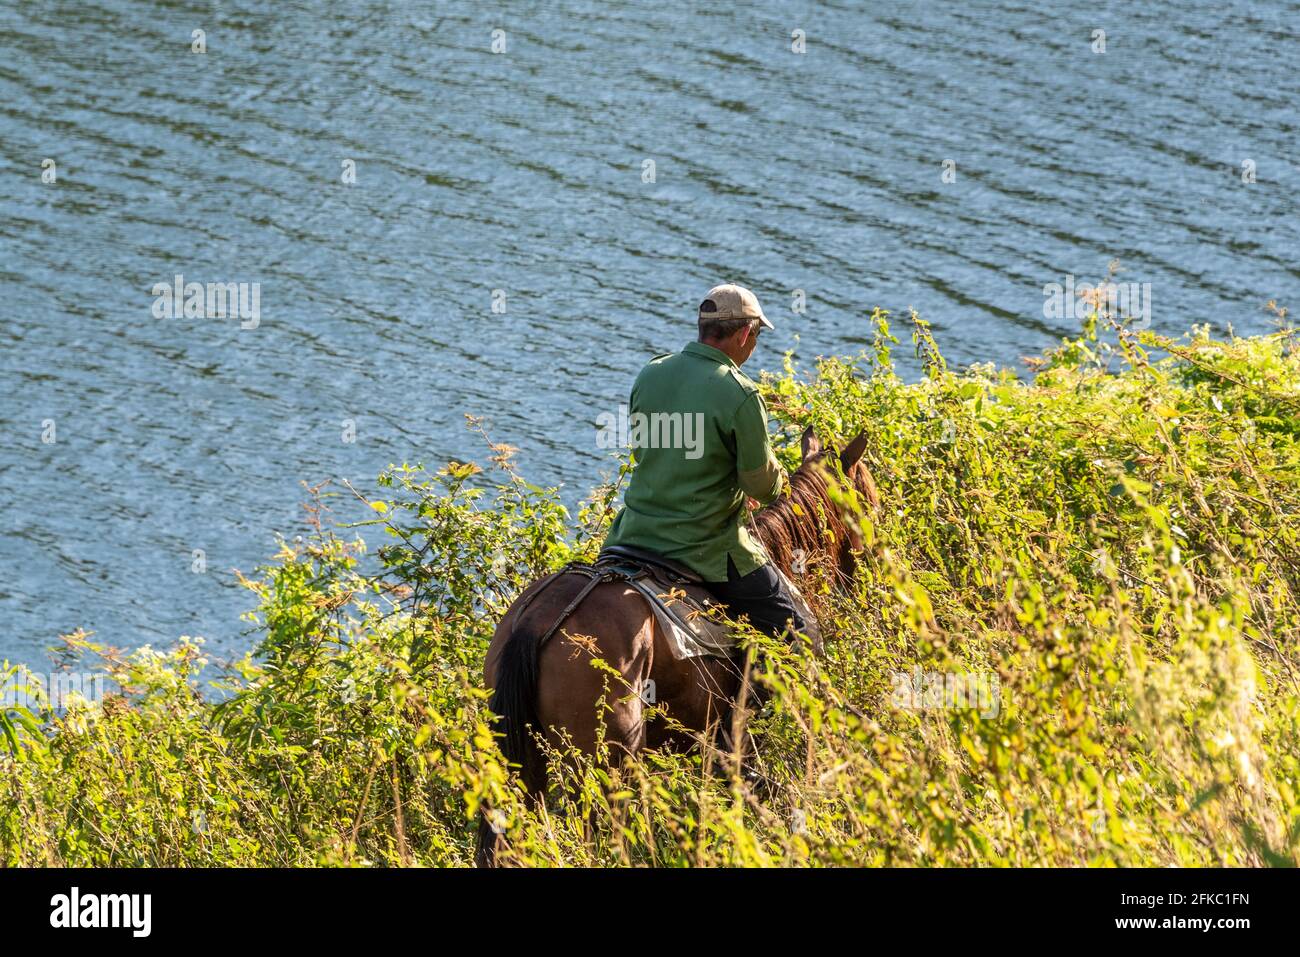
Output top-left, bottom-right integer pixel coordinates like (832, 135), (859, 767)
(703, 555), (806, 642)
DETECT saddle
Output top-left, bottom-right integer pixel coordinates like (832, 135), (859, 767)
(594, 546), (736, 659)
(524, 544), (820, 661)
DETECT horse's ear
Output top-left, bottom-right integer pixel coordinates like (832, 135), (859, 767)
(839, 431), (868, 471)
(801, 426), (822, 463)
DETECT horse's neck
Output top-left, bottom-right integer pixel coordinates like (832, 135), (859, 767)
(749, 512), (796, 578)
(751, 467), (844, 580)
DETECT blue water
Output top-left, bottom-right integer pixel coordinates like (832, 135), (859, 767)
(1, 0), (1297, 670)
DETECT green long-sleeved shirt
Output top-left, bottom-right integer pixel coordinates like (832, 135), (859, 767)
(603, 341), (785, 582)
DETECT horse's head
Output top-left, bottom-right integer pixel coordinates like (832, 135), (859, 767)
(750, 426), (879, 586)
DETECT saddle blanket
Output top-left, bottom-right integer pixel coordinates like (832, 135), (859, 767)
(593, 547), (822, 660)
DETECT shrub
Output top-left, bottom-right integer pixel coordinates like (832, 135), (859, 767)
(3, 312), (1297, 866)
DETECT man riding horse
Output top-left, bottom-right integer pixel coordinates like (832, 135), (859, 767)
(603, 283), (807, 645)
(479, 283), (876, 864)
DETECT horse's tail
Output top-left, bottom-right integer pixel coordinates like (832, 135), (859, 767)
(489, 612), (549, 797)
(476, 592), (555, 867)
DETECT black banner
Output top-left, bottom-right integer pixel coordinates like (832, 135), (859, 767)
(0, 867), (1286, 943)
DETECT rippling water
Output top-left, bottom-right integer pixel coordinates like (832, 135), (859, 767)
(1, 0), (1297, 669)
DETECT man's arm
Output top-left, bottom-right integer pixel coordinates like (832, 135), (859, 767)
(733, 391), (785, 506)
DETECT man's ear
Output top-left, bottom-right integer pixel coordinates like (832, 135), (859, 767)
(801, 426), (822, 463)
(839, 431), (868, 471)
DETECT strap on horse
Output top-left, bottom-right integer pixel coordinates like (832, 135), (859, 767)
(517, 562), (615, 651)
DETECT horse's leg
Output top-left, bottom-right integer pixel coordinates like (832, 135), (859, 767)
(535, 582), (656, 769)
(642, 638), (744, 765)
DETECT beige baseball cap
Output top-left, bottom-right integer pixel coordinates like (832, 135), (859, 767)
(698, 283), (774, 330)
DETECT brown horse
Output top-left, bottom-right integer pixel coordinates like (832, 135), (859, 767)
(477, 428), (877, 864)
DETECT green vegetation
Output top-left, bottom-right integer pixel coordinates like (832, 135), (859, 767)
(3, 311), (1299, 866)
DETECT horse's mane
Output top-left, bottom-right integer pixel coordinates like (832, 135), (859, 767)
(750, 454), (878, 583)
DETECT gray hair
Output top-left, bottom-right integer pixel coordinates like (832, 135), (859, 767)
(698, 314), (757, 343)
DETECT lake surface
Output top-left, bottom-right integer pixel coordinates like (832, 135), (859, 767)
(2, 0), (1297, 671)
